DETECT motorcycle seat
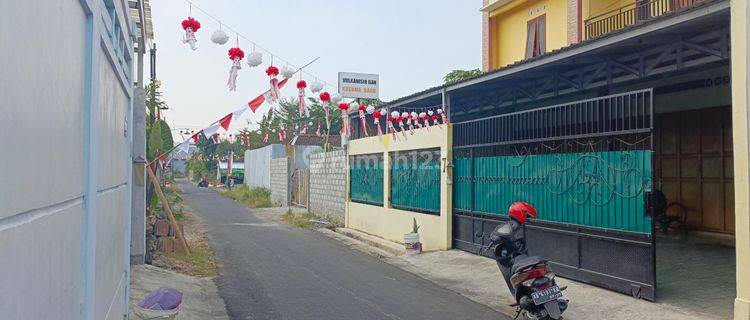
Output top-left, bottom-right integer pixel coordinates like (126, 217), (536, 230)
(511, 255), (546, 274)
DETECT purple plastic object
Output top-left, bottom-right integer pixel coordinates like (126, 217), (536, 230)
(138, 287), (183, 310)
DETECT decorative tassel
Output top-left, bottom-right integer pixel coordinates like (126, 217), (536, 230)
(227, 47), (244, 91)
(181, 17), (200, 50)
(403, 112), (414, 135)
(319, 92), (331, 132)
(315, 121), (322, 136)
(339, 102), (351, 137)
(297, 80), (308, 117)
(266, 66), (280, 102)
(430, 110), (439, 126)
(358, 104), (369, 137)
(387, 114), (397, 142)
(368, 106), (382, 138)
(263, 132), (269, 143)
(438, 107), (450, 125)
(397, 115), (408, 140)
(420, 112), (430, 131)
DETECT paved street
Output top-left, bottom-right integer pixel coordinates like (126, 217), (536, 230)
(179, 180), (507, 320)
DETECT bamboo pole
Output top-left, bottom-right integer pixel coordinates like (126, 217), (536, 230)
(147, 165), (190, 254)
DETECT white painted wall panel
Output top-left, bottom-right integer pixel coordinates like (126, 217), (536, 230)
(0, 0), (86, 218)
(0, 203), (83, 320)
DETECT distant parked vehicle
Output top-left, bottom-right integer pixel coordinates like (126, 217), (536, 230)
(198, 176), (209, 188)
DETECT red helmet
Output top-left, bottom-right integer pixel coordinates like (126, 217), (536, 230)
(508, 202), (538, 224)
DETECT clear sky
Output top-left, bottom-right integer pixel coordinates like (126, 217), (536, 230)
(150, 0), (481, 138)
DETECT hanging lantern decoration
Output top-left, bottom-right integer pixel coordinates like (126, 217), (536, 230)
(281, 65), (295, 79)
(403, 112), (414, 135)
(266, 66), (280, 103)
(368, 106), (382, 138)
(300, 122), (310, 135)
(429, 110), (439, 126)
(338, 102), (351, 137)
(331, 94), (342, 105)
(358, 104), (369, 137)
(315, 121), (322, 136)
(396, 112), (408, 140)
(296, 80), (308, 117)
(438, 106), (450, 125)
(310, 81), (324, 93)
(247, 51), (262, 67)
(227, 47), (244, 91)
(181, 17), (201, 50)
(418, 112), (429, 131)
(387, 112), (397, 142)
(410, 112), (421, 129)
(211, 29), (229, 45)
(319, 92), (331, 132)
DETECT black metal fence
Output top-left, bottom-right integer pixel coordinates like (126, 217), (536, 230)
(585, 0), (703, 39)
(453, 90), (653, 148)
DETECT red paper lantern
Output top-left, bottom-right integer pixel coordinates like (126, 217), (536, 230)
(319, 92), (331, 102)
(266, 66), (279, 76)
(181, 17), (201, 31)
(228, 47), (245, 60)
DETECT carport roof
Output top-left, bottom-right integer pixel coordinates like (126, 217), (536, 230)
(379, 0), (729, 110)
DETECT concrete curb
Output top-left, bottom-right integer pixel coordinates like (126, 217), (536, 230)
(333, 228), (405, 256)
(317, 228), (396, 259)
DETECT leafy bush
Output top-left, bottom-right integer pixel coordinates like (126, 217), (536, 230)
(221, 185), (273, 208)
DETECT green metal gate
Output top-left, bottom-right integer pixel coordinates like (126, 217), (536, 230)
(452, 89), (657, 300)
(390, 149), (441, 213)
(454, 150), (652, 233)
(349, 154), (384, 205)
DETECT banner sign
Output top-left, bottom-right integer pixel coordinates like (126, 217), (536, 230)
(338, 72), (379, 99)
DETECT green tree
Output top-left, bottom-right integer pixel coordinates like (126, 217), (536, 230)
(443, 69), (482, 84)
(145, 81), (168, 125)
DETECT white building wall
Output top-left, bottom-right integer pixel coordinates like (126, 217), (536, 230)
(0, 0), (135, 319)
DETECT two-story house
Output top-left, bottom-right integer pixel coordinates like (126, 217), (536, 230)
(346, 0), (750, 318)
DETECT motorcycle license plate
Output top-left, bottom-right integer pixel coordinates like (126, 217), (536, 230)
(531, 285), (562, 306)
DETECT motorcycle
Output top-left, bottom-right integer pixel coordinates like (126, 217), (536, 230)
(479, 202), (568, 320)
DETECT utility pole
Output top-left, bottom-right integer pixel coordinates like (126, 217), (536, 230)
(150, 43), (159, 120)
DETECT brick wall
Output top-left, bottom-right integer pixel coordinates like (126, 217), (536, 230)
(270, 157), (290, 206)
(308, 150), (347, 224)
(567, 0), (580, 45)
(482, 0), (490, 71)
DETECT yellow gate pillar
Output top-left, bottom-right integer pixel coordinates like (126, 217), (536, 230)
(732, 1), (750, 318)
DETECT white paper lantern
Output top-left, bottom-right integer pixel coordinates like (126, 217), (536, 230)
(281, 65), (295, 79)
(366, 106), (375, 114)
(210, 30), (229, 45)
(379, 109), (387, 116)
(331, 94), (342, 104)
(310, 81), (324, 93)
(390, 111), (400, 118)
(246, 51), (262, 67)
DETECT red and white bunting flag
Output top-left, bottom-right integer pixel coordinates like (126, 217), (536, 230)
(248, 78), (289, 112)
(203, 123), (221, 139)
(219, 113), (233, 131)
(191, 131), (202, 142)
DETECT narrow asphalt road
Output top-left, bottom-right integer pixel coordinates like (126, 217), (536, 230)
(179, 180), (507, 320)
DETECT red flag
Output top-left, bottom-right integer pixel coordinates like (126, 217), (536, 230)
(219, 114), (232, 131)
(191, 131), (201, 142)
(248, 78), (289, 112)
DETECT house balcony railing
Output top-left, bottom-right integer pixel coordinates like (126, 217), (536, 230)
(584, 0), (703, 39)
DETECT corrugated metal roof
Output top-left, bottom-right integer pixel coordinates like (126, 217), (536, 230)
(129, 0), (153, 41)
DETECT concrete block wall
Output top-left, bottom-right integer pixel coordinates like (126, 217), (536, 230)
(270, 157), (290, 206)
(308, 150), (347, 224)
(0, 0), (135, 318)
